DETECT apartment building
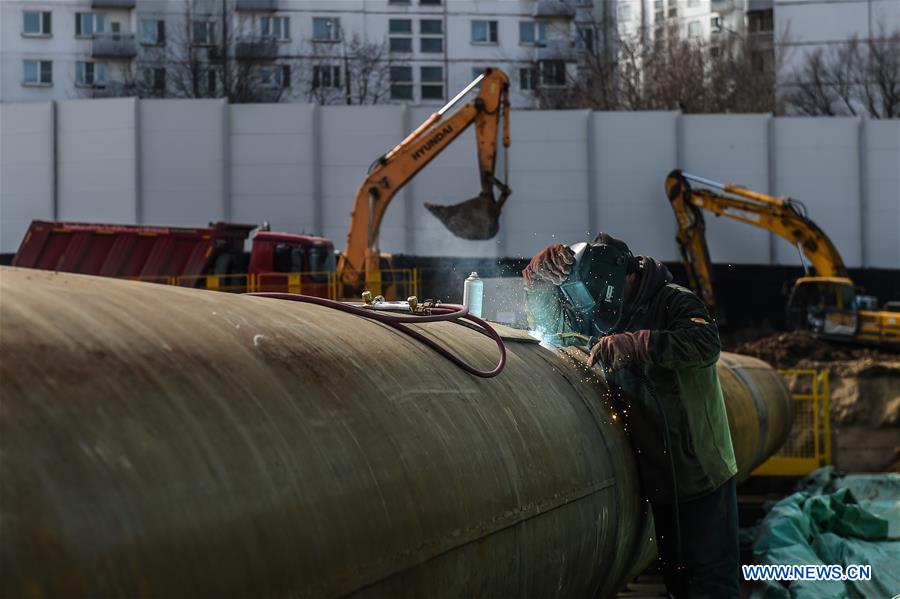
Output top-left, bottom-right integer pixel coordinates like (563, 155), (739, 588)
(1, 0), (773, 106)
(775, 0), (899, 74)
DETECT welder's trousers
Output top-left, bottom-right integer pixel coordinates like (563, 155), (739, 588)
(651, 477), (740, 599)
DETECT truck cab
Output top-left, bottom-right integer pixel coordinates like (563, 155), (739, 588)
(248, 232), (336, 297)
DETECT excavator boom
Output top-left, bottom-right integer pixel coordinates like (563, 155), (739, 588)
(338, 68), (511, 286)
(665, 169), (848, 322)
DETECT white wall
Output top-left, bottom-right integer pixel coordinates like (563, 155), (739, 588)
(0, 102), (54, 250)
(1, 98), (898, 271)
(57, 98), (137, 222)
(229, 103), (317, 236)
(140, 99), (227, 226)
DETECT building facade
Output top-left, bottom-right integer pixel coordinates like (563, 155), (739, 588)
(2, 0), (774, 107)
(774, 0), (899, 78)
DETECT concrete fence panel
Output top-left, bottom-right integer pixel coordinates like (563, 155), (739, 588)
(56, 98), (137, 224)
(0, 102), (54, 252)
(140, 99), (227, 227)
(678, 114), (772, 265)
(771, 117), (862, 268)
(229, 103), (317, 238)
(319, 104), (405, 253)
(591, 111), (680, 261)
(861, 119), (900, 269)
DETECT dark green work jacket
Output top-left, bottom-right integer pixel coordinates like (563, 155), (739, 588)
(525, 257), (738, 505)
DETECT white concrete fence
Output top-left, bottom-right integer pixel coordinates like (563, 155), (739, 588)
(1, 98), (898, 268)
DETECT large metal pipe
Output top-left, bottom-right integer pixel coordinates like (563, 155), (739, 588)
(0, 268), (792, 598)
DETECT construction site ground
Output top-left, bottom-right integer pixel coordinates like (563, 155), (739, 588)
(732, 332), (900, 473)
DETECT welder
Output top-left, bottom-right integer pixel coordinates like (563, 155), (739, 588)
(522, 234), (740, 599)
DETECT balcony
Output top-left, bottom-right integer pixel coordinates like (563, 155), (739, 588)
(92, 33), (137, 58)
(711, 0), (735, 13)
(236, 0), (277, 10)
(91, 82), (135, 98)
(749, 30), (774, 47)
(747, 0), (773, 10)
(533, 0), (576, 19)
(236, 37), (279, 60)
(536, 39), (576, 62)
(91, 0), (136, 8)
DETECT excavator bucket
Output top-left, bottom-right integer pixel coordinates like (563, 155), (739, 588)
(425, 191), (504, 240)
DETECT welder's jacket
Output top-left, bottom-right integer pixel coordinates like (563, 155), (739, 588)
(525, 257), (738, 505)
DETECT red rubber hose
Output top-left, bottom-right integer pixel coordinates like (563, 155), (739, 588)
(246, 292), (506, 378)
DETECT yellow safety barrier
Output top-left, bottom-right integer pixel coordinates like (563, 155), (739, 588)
(121, 270), (418, 302)
(752, 369), (831, 476)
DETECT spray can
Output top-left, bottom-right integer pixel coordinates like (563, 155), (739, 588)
(463, 272), (484, 318)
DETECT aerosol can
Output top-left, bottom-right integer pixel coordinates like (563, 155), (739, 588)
(463, 272), (484, 318)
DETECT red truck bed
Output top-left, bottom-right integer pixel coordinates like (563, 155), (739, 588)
(13, 221), (255, 278)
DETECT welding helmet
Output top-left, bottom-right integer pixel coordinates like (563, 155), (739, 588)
(559, 233), (638, 335)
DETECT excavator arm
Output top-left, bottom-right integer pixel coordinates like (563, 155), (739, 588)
(665, 169), (848, 322)
(337, 68), (511, 286)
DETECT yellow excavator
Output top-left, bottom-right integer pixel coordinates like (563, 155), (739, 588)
(665, 170), (899, 348)
(337, 68), (511, 294)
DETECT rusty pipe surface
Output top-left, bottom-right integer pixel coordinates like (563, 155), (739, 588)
(0, 268), (791, 598)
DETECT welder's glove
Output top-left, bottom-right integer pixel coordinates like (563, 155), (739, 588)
(588, 330), (651, 373)
(522, 244), (575, 288)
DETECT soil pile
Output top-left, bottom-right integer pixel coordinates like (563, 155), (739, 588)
(732, 332), (899, 472)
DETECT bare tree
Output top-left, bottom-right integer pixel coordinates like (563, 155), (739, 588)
(93, 0), (298, 103)
(781, 27), (900, 118)
(304, 34), (393, 105)
(533, 21), (779, 114)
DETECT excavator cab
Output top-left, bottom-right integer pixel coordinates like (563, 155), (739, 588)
(786, 277), (859, 339)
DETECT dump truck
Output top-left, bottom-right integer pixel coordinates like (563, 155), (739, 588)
(11, 220), (336, 297)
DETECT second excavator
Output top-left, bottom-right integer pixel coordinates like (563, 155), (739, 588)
(665, 170), (899, 348)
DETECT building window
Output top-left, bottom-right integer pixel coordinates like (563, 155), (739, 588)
(206, 68), (217, 96)
(23, 11), (52, 36)
(420, 19), (442, 34)
(76, 61), (107, 87)
(710, 16), (723, 32)
(23, 60), (52, 85)
(618, 4), (632, 22)
(390, 66), (413, 100)
(519, 67), (536, 91)
(313, 65), (341, 88)
(389, 19), (412, 53)
(688, 20), (701, 37)
(420, 37), (443, 53)
(143, 67), (166, 94)
(420, 19), (443, 53)
(389, 0), (411, 3)
(669, 5), (678, 18)
(540, 61), (566, 87)
(472, 67), (488, 80)
(471, 20), (498, 44)
(519, 21), (545, 45)
(75, 12), (105, 38)
(192, 21), (215, 45)
(420, 0), (441, 5)
(261, 64), (290, 88)
(261, 16), (290, 41)
(688, 0), (700, 6)
(312, 17), (340, 41)
(421, 66), (443, 100)
(141, 19), (165, 45)
(748, 10), (774, 33)
(390, 19), (412, 34)
(390, 37), (413, 53)
(576, 26), (594, 52)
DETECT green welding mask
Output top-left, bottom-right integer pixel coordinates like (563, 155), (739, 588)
(559, 239), (635, 335)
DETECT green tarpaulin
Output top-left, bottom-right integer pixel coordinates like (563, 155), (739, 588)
(749, 467), (899, 599)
